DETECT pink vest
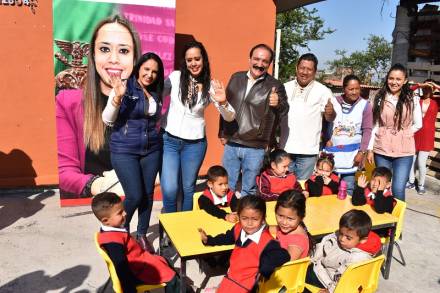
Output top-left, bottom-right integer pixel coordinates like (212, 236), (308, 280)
(373, 100), (415, 157)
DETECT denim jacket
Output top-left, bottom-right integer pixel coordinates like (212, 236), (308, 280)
(110, 76), (162, 156)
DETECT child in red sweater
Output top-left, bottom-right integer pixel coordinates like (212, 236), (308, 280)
(199, 196), (290, 293)
(352, 166), (395, 214)
(198, 165), (239, 222)
(305, 153), (340, 197)
(257, 149), (303, 201)
(92, 192), (182, 293)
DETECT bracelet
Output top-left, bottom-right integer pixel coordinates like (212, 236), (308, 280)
(83, 175), (101, 197)
(111, 97), (122, 107)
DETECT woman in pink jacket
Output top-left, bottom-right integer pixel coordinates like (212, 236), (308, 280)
(367, 64), (422, 201)
(56, 15), (140, 200)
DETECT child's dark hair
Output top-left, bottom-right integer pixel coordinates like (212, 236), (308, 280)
(372, 166), (392, 183)
(339, 209), (372, 239)
(317, 152), (335, 169)
(207, 165), (228, 182)
(262, 149), (290, 171)
(237, 195), (266, 220)
(91, 192), (121, 220)
(275, 190), (315, 255)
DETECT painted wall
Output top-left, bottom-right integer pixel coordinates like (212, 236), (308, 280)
(0, 3), (58, 187)
(0, 0), (276, 187)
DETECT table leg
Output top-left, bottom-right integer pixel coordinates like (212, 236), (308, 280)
(180, 257), (187, 293)
(382, 224), (396, 279)
(159, 222), (164, 256)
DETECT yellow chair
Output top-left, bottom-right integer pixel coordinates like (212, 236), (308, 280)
(381, 198), (406, 266)
(305, 255), (385, 293)
(258, 257), (310, 293)
(94, 233), (166, 293)
(298, 180), (306, 190)
(192, 191), (203, 210)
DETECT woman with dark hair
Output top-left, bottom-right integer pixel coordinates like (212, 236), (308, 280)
(324, 74), (373, 195)
(56, 15), (140, 198)
(160, 41), (236, 212)
(367, 64), (422, 201)
(102, 52), (164, 252)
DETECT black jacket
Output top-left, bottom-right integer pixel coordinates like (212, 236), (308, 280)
(219, 71), (288, 148)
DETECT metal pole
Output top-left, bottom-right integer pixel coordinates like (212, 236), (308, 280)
(274, 28), (281, 79)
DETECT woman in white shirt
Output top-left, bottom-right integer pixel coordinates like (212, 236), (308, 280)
(161, 41), (236, 212)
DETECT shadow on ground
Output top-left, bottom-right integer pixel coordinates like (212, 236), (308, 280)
(0, 265), (90, 293)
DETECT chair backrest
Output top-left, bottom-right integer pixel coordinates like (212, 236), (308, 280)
(258, 257), (310, 293)
(391, 198), (406, 240)
(192, 191), (203, 210)
(334, 255), (385, 293)
(298, 180), (306, 190)
(94, 233), (123, 293)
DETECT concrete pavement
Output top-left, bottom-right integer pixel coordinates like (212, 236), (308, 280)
(0, 184), (439, 292)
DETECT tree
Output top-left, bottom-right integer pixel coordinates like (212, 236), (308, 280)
(327, 35), (392, 84)
(276, 7), (334, 82)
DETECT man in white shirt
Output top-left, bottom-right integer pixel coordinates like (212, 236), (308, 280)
(280, 53), (336, 180)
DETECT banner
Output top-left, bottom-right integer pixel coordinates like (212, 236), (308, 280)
(53, 0), (176, 206)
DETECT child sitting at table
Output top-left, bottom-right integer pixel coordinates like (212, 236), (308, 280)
(92, 192), (182, 293)
(352, 166), (395, 214)
(198, 165), (239, 223)
(269, 190), (314, 260)
(256, 149), (303, 201)
(305, 209), (381, 293)
(305, 153), (340, 197)
(198, 196), (290, 293)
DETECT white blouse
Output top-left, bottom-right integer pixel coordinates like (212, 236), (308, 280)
(161, 70), (236, 140)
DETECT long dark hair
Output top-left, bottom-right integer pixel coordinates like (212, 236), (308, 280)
(179, 41), (211, 108)
(84, 15), (141, 153)
(372, 63), (413, 130)
(275, 190), (315, 255)
(133, 52), (164, 103)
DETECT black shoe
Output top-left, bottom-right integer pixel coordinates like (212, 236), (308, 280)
(136, 234), (155, 254)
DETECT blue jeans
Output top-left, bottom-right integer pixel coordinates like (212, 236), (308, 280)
(161, 132), (207, 212)
(339, 173), (355, 196)
(288, 154), (317, 180)
(374, 153), (413, 201)
(111, 150), (161, 235)
(222, 143), (265, 196)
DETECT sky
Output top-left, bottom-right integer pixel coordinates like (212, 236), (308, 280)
(298, 0), (402, 70)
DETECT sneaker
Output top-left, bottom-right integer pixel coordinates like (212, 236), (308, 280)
(405, 182), (415, 189)
(417, 186), (426, 195)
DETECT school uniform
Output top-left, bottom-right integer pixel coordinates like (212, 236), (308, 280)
(198, 188), (238, 219)
(305, 173), (340, 196)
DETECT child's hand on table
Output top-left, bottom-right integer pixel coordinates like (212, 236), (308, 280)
(225, 212), (238, 223)
(198, 228), (208, 244)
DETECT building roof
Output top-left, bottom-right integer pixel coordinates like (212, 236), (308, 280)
(323, 79), (381, 90)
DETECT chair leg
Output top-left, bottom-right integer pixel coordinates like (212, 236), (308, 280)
(393, 242), (406, 266)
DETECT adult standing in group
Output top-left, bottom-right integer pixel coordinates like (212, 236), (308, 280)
(280, 53), (336, 180)
(324, 75), (373, 195)
(56, 15), (140, 198)
(102, 53), (164, 252)
(160, 41), (236, 212)
(367, 64), (422, 201)
(219, 44), (289, 197)
(407, 79), (440, 194)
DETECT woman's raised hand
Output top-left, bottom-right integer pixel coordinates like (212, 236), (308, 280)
(211, 79), (227, 104)
(110, 74), (127, 104)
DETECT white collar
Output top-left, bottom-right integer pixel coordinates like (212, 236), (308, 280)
(367, 188), (390, 200)
(210, 188), (228, 205)
(240, 224), (266, 244)
(246, 71), (265, 82)
(101, 224), (127, 232)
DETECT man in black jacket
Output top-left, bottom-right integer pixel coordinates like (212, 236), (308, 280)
(219, 44), (288, 197)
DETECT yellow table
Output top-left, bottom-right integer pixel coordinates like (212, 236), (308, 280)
(159, 196), (397, 292)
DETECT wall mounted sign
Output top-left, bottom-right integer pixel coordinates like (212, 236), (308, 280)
(0, 0), (38, 14)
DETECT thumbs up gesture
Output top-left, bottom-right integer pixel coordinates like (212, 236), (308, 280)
(324, 98), (334, 116)
(269, 87), (279, 107)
